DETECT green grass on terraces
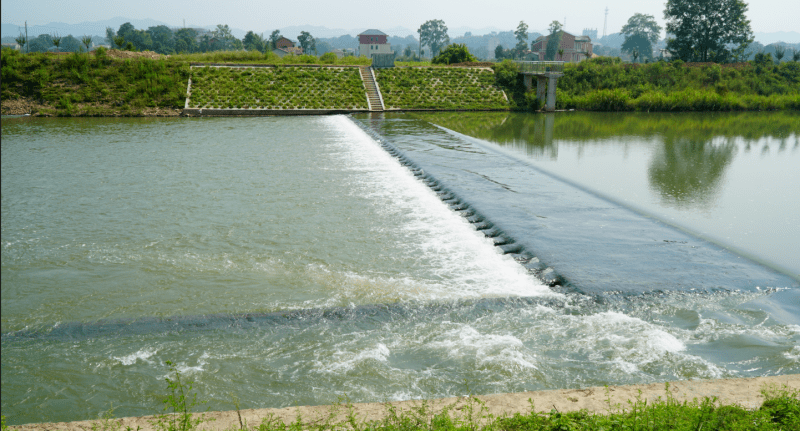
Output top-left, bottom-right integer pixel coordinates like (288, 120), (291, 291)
(375, 67), (508, 110)
(188, 66), (368, 110)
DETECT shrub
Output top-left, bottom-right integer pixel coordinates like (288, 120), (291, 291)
(319, 52), (337, 64)
(432, 44), (477, 65)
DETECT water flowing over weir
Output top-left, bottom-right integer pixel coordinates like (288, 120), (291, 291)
(350, 114), (799, 296)
(1, 115), (798, 425)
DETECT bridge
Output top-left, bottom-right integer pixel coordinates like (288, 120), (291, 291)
(515, 61), (564, 112)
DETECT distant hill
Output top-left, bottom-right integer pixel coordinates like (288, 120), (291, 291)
(1, 17), (172, 38)
(754, 31), (800, 44)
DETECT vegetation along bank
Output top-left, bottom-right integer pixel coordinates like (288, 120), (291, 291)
(2, 47), (799, 117)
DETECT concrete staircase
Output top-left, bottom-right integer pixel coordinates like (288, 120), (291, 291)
(359, 67), (384, 111)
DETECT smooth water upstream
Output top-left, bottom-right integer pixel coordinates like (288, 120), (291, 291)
(407, 111), (800, 277)
(2, 114), (798, 424)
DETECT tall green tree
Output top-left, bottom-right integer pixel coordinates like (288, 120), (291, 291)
(621, 13), (661, 61)
(60, 35), (81, 52)
(514, 21), (528, 59)
(269, 30), (282, 50)
(545, 20), (563, 61)
(15, 34), (27, 52)
(117, 23), (152, 51)
(773, 45), (786, 63)
(494, 44), (505, 60)
(297, 31), (316, 54)
(418, 19), (449, 57)
(174, 28), (198, 53)
(105, 27), (117, 48)
(27, 34), (52, 52)
(664, 0), (754, 62)
(210, 24), (241, 51)
(52, 33), (62, 52)
(148, 25), (175, 54)
(243, 31), (265, 52)
(81, 35), (93, 51)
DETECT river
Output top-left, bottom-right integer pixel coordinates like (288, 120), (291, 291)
(1, 113), (798, 424)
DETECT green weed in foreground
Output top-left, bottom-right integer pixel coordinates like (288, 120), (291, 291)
(151, 361), (213, 431)
(74, 372), (798, 431)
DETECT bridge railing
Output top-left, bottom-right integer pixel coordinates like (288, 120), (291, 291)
(515, 61), (565, 74)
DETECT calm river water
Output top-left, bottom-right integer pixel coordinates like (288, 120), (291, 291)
(1, 113), (798, 424)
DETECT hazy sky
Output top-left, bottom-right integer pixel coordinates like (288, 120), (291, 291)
(4, 0), (798, 36)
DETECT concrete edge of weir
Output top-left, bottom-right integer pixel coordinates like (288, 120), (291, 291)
(347, 115), (568, 289)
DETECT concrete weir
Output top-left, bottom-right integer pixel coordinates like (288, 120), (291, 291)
(352, 115), (799, 298)
(348, 115), (566, 288)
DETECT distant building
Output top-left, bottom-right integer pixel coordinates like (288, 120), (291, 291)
(358, 29), (392, 57)
(2, 42), (21, 50)
(275, 37), (296, 50)
(582, 28), (598, 41)
(272, 46), (303, 58)
(530, 31), (593, 62)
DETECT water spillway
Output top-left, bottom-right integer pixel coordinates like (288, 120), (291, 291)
(352, 114), (798, 297)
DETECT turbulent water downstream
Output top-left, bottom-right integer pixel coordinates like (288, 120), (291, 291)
(1, 114), (798, 425)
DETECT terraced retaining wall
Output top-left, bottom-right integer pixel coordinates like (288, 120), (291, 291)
(182, 64), (511, 116)
(376, 67), (508, 110)
(183, 64), (370, 116)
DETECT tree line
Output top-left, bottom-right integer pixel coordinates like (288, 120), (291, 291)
(12, 1), (798, 64)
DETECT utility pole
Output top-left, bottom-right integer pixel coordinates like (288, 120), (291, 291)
(603, 7), (608, 38)
(25, 21), (28, 53)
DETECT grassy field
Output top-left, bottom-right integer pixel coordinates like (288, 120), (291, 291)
(188, 66), (368, 110)
(375, 67), (508, 110)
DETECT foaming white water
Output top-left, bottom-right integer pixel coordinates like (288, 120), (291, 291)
(321, 116), (555, 301)
(429, 324), (537, 369)
(112, 347), (157, 366)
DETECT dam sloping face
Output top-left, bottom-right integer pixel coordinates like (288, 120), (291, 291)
(353, 115), (799, 298)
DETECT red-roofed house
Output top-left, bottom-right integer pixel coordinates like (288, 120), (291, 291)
(358, 29), (392, 57)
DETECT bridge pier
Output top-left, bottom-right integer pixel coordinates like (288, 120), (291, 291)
(516, 61), (564, 112)
(523, 74), (560, 112)
(536, 76), (547, 108)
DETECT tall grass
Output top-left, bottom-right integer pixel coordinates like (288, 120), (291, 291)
(2, 48), (188, 115)
(555, 58), (800, 111)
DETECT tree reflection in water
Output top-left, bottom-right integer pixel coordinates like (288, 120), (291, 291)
(647, 137), (736, 209)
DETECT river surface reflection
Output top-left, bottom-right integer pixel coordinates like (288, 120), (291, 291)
(409, 112), (800, 277)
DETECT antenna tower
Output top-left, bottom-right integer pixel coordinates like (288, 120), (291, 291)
(603, 7), (609, 38)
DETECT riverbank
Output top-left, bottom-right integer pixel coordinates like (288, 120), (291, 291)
(553, 58), (800, 111)
(3, 48), (799, 116)
(8, 375), (798, 430)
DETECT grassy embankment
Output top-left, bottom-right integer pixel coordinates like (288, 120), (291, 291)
(1, 48), (189, 116)
(4, 48), (800, 116)
(187, 66), (367, 110)
(552, 58), (800, 111)
(374, 67), (508, 110)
